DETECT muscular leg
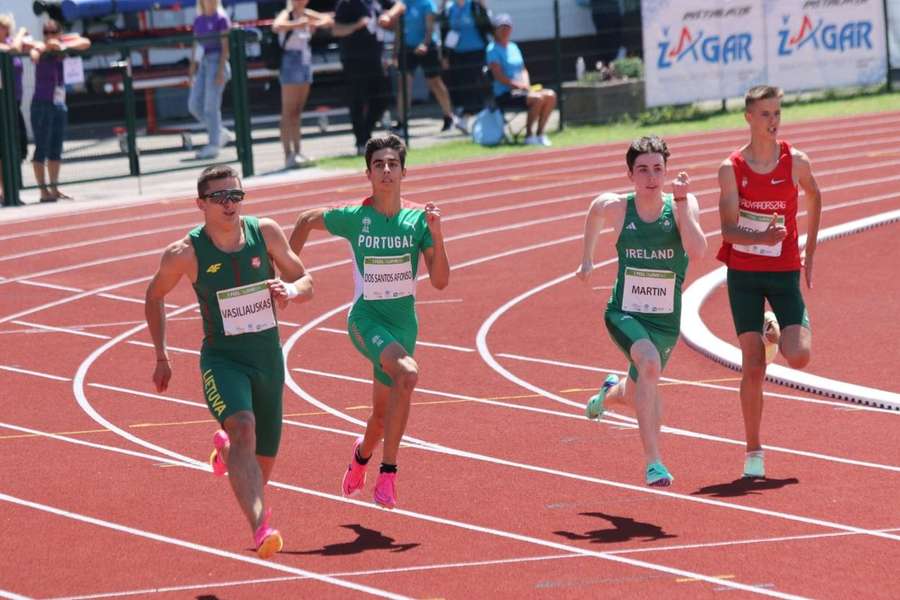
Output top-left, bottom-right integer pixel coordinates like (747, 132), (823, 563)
(738, 332), (767, 452)
(536, 90), (557, 136)
(222, 410), (266, 532)
(628, 339), (664, 465)
(779, 324), (811, 369)
(359, 381), (390, 461)
(425, 75), (454, 117)
(525, 95), (540, 137)
(377, 342), (419, 465)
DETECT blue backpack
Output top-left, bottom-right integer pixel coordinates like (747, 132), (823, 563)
(471, 107), (505, 146)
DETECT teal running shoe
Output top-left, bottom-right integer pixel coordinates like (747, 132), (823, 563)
(646, 461), (673, 487)
(743, 451), (765, 479)
(585, 374), (619, 420)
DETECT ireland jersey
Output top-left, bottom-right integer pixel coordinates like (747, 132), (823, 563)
(324, 199), (434, 325)
(608, 193), (688, 327)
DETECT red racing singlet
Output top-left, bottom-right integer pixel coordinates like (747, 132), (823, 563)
(716, 140), (801, 271)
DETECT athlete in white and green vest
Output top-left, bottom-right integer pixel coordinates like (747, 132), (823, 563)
(145, 165), (313, 559)
(576, 136), (707, 487)
(291, 135), (450, 510)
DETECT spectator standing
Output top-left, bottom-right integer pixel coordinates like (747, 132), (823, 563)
(272, 0), (333, 168)
(0, 14), (31, 206)
(332, 0), (405, 156)
(189, 0), (234, 160)
(28, 19), (90, 203)
(394, 0), (464, 135)
(440, 0), (491, 118)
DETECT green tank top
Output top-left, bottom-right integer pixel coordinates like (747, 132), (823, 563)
(190, 216), (281, 350)
(608, 193), (688, 327)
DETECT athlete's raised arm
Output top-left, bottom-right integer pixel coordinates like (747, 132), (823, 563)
(794, 149), (821, 288)
(576, 192), (624, 282)
(671, 171), (706, 261)
(422, 203), (449, 290)
(260, 218), (314, 308)
(289, 207), (329, 255)
(144, 237), (196, 392)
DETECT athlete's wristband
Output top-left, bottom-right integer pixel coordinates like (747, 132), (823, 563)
(284, 282), (300, 300)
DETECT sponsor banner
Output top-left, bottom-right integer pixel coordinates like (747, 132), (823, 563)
(766, 0), (887, 92)
(642, 0), (767, 107)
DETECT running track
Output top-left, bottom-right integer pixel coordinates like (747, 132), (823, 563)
(1, 110), (899, 599)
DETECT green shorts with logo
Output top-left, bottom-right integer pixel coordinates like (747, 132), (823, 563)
(604, 308), (679, 382)
(726, 269), (810, 336)
(199, 344), (284, 457)
(348, 315), (417, 387)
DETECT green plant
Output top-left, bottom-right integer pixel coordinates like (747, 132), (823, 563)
(612, 56), (643, 80)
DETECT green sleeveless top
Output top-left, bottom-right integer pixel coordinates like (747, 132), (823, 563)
(608, 193), (688, 328)
(190, 216), (281, 350)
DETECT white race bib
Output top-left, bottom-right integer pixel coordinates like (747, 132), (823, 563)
(733, 210), (784, 257)
(622, 267), (676, 314)
(63, 56), (84, 85)
(444, 31), (460, 49)
(53, 85), (66, 106)
(216, 281), (277, 336)
(363, 254), (414, 300)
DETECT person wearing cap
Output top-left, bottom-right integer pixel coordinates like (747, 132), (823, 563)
(485, 12), (556, 146)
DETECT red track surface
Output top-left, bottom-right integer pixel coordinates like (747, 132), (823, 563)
(2, 111), (899, 599)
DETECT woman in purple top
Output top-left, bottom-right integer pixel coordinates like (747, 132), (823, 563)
(28, 19), (90, 203)
(0, 14), (32, 206)
(189, 0), (233, 160)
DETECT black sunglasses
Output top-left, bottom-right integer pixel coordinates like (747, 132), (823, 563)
(202, 189), (245, 204)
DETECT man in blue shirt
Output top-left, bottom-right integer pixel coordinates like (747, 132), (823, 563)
(440, 0), (490, 117)
(486, 14), (556, 146)
(394, 0), (467, 134)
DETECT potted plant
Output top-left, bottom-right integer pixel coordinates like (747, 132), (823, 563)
(562, 56), (646, 125)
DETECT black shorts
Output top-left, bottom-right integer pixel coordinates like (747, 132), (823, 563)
(403, 45), (442, 78)
(495, 90), (529, 111)
(726, 269), (810, 336)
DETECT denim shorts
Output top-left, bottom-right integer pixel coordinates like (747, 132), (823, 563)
(30, 100), (67, 162)
(280, 51), (313, 86)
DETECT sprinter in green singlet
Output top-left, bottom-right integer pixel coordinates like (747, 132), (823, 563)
(144, 165), (313, 559)
(290, 135), (450, 510)
(576, 136), (707, 486)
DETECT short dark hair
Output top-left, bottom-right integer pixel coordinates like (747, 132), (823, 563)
(365, 135), (407, 170)
(197, 164), (240, 197)
(745, 85), (783, 110)
(625, 135), (670, 172)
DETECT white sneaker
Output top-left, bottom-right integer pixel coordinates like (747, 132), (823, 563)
(539, 134), (552, 147)
(454, 115), (469, 135)
(195, 145), (220, 159)
(296, 153), (312, 164)
(763, 310), (780, 364)
(524, 135), (542, 146)
(219, 128), (235, 147)
(285, 152), (298, 169)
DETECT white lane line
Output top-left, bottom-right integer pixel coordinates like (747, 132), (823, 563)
(0, 589), (31, 600)
(292, 365), (900, 474)
(0, 365), (71, 382)
(42, 525), (900, 600)
(0, 493), (411, 600)
(496, 353), (900, 415)
(292, 367), (612, 423)
(315, 327), (476, 353)
(0, 421), (808, 600)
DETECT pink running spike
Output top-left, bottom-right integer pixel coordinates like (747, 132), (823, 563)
(341, 436), (367, 497)
(373, 472), (398, 509)
(209, 429), (229, 476)
(254, 508), (283, 559)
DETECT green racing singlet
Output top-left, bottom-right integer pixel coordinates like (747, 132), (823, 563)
(608, 193), (688, 331)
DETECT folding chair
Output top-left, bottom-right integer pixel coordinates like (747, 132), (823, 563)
(482, 65), (527, 144)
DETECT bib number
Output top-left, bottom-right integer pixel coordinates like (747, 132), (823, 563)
(363, 254), (414, 300)
(216, 282), (276, 336)
(734, 210), (784, 257)
(621, 267), (676, 314)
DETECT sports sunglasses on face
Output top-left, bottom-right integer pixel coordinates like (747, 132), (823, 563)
(202, 189), (246, 204)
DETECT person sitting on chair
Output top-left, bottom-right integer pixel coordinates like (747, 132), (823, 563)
(485, 13), (555, 147)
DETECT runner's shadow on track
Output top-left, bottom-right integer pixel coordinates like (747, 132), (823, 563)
(691, 477), (800, 498)
(284, 524), (420, 556)
(553, 512), (676, 544)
